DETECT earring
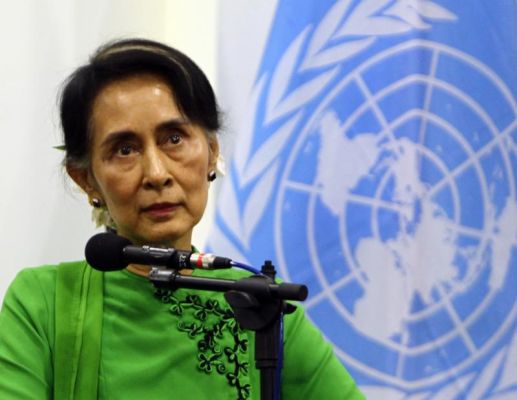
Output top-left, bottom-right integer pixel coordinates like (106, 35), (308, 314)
(208, 170), (217, 182)
(91, 197), (102, 208)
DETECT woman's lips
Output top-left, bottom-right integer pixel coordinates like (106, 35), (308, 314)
(142, 202), (178, 217)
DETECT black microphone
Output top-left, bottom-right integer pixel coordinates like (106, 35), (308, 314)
(85, 232), (233, 272)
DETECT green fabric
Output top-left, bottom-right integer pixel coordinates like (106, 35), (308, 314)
(0, 262), (365, 399)
(54, 261), (103, 400)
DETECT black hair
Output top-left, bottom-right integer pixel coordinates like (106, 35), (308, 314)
(60, 38), (221, 168)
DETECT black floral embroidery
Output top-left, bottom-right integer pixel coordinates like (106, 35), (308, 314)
(155, 288), (250, 400)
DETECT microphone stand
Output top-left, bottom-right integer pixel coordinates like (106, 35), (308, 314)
(148, 261), (308, 400)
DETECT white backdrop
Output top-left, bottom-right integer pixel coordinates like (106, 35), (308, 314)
(216, 1), (278, 159)
(0, 0), (220, 301)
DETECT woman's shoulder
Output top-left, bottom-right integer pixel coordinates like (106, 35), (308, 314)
(9, 264), (58, 290)
(5, 260), (86, 301)
(15, 262), (60, 276)
(12, 260), (85, 280)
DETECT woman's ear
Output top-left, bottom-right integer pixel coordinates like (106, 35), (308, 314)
(207, 135), (220, 171)
(66, 164), (101, 200)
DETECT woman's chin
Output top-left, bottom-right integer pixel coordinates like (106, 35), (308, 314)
(123, 228), (192, 249)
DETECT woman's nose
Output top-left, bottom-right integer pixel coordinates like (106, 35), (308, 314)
(142, 147), (173, 190)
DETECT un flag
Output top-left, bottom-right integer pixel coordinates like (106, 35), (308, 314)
(210, 1), (517, 398)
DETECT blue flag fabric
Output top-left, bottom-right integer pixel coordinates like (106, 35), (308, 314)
(210, 1), (517, 398)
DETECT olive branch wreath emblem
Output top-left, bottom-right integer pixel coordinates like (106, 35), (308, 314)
(215, 1), (517, 398)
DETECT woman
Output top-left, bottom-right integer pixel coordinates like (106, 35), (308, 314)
(0, 39), (364, 399)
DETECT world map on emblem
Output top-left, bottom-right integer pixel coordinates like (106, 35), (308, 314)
(275, 40), (517, 388)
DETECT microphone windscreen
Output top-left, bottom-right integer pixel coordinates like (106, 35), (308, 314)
(85, 232), (132, 271)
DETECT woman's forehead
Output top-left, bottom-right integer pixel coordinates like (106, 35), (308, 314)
(94, 73), (176, 105)
(92, 75), (181, 117)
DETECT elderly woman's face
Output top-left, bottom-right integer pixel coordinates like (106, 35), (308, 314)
(84, 73), (218, 248)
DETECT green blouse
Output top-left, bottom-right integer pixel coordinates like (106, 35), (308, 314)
(0, 262), (364, 399)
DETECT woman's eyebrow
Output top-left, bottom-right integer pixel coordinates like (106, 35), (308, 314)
(99, 117), (191, 148)
(156, 118), (190, 133)
(100, 131), (137, 149)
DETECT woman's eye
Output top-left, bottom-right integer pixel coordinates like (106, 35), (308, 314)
(168, 133), (182, 145)
(116, 143), (135, 156)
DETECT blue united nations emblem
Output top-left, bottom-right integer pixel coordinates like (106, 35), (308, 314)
(276, 39), (517, 394)
(212, 1), (517, 397)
